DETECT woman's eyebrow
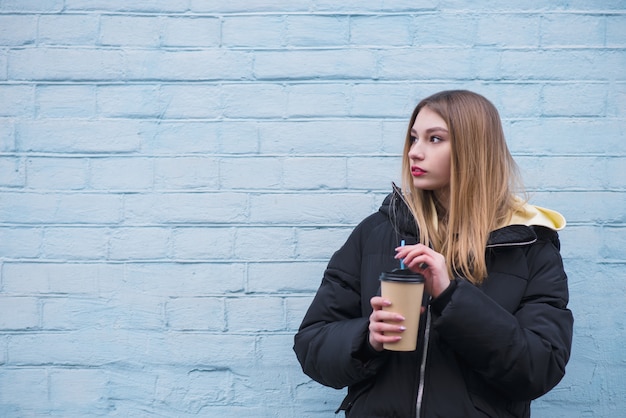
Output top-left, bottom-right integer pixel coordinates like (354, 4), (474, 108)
(411, 127), (449, 136)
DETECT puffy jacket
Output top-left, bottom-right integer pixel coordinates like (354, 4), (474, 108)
(293, 189), (573, 417)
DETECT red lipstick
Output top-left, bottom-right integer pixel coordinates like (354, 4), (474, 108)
(411, 166), (426, 176)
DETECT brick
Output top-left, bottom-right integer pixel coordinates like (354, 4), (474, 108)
(541, 14), (605, 47)
(42, 295), (164, 330)
(163, 333), (257, 367)
(518, 156), (625, 191)
(382, 120), (411, 154)
(285, 15), (349, 47)
(38, 14), (99, 45)
(223, 15), (285, 48)
(226, 296), (285, 331)
(258, 120), (383, 154)
(282, 157), (347, 190)
(295, 227), (352, 259)
(0, 15), (37, 46)
(154, 157), (220, 190)
(0, 50), (7, 80)
(347, 156), (400, 189)
(0, 227), (41, 258)
(0, 121), (14, 151)
(218, 121), (260, 154)
(413, 13), (476, 46)
(65, 0), (188, 12)
(0, 156), (24, 187)
(0, 297), (39, 329)
(171, 227), (235, 260)
(223, 83), (286, 118)
(49, 368), (108, 407)
(124, 49), (253, 81)
(378, 48), (480, 80)
(506, 118), (624, 155)
(247, 261), (327, 293)
(556, 226), (602, 260)
(0, 84), (34, 117)
(90, 157), (153, 190)
(97, 84), (161, 118)
(286, 83), (350, 117)
(154, 368), (233, 410)
(100, 15), (161, 47)
(606, 14), (626, 46)
(0, 369), (48, 409)
(26, 157), (89, 190)
(476, 14), (540, 47)
(104, 368), (158, 411)
(530, 191), (625, 224)
(36, 85), (95, 118)
(109, 227), (171, 260)
(162, 16), (221, 47)
(144, 121), (221, 154)
(249, 192), (375, 224)
(285, 296), (314, 331)
(160, 84), (222, 119)
(219, 156), (283, 189)
(315, 0), (437, 11)
(0, 192), (122, 224)
(165, 297), (225, 331)
(17, 120), (142, 153)
(2, 262), (123, 295)
(124, 192), (248, 224)
(499, 50), (625, 81)
(606, 82), (626, 117)
(472, 83), (543, 118)
(542, 83), (607, 117)
(7, 329), (235, 367)
(43, 227), (109, 259)
(190, 0), (309, 13)
(437, 0), (563, 11)
(8, 48), (124, 81)
(0, 0), (63, 11)
(350, 83), (417, 117)
(351, 15), (413, 46)
(118, 263), (245, 296)
(254, 49), (378, 80)
(233, 227), (295, 260)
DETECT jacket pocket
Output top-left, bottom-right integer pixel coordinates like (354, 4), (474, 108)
(336, 378), (375, 415)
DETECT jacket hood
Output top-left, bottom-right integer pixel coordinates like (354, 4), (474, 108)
(508, 200), (566, 231)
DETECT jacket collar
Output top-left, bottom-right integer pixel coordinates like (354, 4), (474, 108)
(380, 186), (550, 248)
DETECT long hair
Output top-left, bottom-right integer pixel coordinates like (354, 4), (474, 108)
(400, 90), (524, 284)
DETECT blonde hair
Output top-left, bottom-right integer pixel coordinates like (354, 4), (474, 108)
(401, 90), (524, 284)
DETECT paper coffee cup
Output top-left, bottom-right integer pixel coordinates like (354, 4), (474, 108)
(379, 269), (425, 351)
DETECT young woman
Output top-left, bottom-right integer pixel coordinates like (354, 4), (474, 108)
(293, 90), (573, 417)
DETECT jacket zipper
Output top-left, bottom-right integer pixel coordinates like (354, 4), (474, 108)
(416, 304), (432, 418)
(486, 238), (537, 248)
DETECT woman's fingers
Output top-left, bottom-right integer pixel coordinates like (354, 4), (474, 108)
(369, 297), (406, 350)
(394, 244), (451, 297)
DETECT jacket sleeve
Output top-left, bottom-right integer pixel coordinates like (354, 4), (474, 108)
(432, 232), (574, 400)
(293, 217), (388, 389)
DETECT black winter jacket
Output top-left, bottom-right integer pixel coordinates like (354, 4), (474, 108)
(294, 190), (573, 417)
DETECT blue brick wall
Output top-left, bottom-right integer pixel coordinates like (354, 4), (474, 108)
(0, 2), (624, 417)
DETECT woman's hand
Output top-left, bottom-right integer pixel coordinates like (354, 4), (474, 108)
(394, 243), (451, 298)
(368, 296), (406, 351)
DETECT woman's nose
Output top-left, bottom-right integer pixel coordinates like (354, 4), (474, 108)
(408, 142), (424, 160)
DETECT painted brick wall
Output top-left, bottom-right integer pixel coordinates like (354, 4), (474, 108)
(0, 1), (625, 417)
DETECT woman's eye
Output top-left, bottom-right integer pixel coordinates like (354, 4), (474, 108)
(410, 136), (418, 143)
(430, 136), (442, 143)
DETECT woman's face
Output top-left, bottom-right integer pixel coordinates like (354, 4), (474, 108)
(408, 106), (452, 202)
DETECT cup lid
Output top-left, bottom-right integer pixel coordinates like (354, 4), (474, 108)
(379, 268), (424, 283)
